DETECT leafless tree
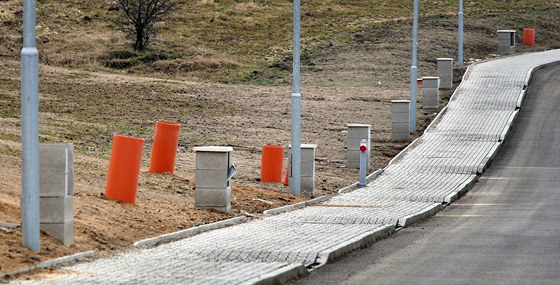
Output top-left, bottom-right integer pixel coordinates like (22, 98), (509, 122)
(113, 0), (182, 51)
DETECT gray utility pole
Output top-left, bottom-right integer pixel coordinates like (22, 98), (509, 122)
(458, 0), (464, 66)
(21, 0), (41, 252)
(409, 0), (419, 133)
(291, 0), (302, 196)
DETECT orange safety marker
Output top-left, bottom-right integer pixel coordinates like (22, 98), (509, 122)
(148, 121), (181, 174)
(523, 28), (535, 47)
(283, 168), (289, 186)
(261, 145), (284, 183)
(105, 135), (145, 204)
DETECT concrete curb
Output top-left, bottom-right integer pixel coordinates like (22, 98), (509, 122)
(397, 203), (444, 227)
(241, 263), (308, 285)
(477, 143), (502, 174)
(500, 110), (519, 142)
(516, 89), (526, 109)
(0, 250), (97, 278)
(444, 176), (478, 203)
(263, 196), (330, 216)
(337, 169), (384, 194)
(0, 221), (17, 229)
(133, 216), (247, 248)
(314, 225), (395, 267)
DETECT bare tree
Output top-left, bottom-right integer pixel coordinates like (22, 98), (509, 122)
(114, 0), (182, 51)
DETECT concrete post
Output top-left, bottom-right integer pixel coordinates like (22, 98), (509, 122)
(347, 124), (371, 170)
(437, 58), (453, 89)
(498, 30), (516, 55)
(392, 100), (411, 142)
(194, 147), (235, 213)
(422, 76), (440, 109)
(288, 144), (317, 197)
(39, 144), (74, 246)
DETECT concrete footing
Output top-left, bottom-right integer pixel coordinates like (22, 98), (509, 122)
(39, 144), (74, 246)
(422, 77), (440, 109)
(194, 146), (234, 213)
(347, 124), (371, 170)
(391, 100), (410, 142)
(288, 144), (317, 197)
(498, 30), (516, 55)
(437, 58), (453, 89)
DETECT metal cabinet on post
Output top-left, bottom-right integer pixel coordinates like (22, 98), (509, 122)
(194, 146), (236, 213)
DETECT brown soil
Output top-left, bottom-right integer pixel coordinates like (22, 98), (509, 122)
(3, 3), (560, 281)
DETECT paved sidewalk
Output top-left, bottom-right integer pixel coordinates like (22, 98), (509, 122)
(13, 50), (560, 284)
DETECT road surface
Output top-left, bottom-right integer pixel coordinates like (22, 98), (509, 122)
(294, 65), (560, 285)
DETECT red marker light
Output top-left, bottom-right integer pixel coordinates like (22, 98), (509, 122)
(360, 144), (367, 152)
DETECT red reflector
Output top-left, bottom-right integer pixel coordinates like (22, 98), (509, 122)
(360, 145), (367, 152)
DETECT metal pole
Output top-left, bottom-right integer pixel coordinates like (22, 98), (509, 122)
(358, 139), (367, 187)
(409, 0), (419, 133)
(21, 0), (40, 252)
(291, 0), (301, 196)
(458, 0), (464, 66)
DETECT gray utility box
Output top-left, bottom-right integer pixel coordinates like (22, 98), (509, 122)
(498, 30), (516, 55)
(40, 144), (74, 246)
(194, 146), (235, 213)
(288, 144), (317, 197)
(422, 76), (440, 109)
(437, 58), (453, 89)
(347, 124), (371, 170)
(391, 100), (410, 142)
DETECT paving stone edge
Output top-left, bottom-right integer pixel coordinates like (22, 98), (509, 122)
(313, 225), (395, 267)
(337, 168), (384, 194)
(133, 216), (248, 248)
(0, 250), (97, 279)
(241, 263), (309, 285)
(444, 176), (478, 203)
(397, 203), (444, 227)
(263, 196), (330, 215)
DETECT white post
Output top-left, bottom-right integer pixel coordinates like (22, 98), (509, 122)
(21, 0), (40, 252)
(358, 139), (367, 187)
(409, 0), (419, 133)
(458, 0), (464, 66)
(291, 0), (302, 196)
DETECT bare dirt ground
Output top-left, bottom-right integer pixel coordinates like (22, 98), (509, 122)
(3, 2), (560, 280)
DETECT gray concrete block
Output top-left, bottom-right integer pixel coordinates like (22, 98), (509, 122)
(195, 187), (231, 213)
(423, 88), (439, 109)
(422, 77), (440, 89)
(40, 196), (73, 223)
(195, 151), (231, 170)
(288, 144), (317, 162)
(347, 138), (371, 151)
(392, 111), (409, 123)
(300, 177), (315, 197)
(347, 150), (370, 170)
(40, 221), (74, 246)
(391, 122), (409, 134)
(40, 143), (74, 197)
(347, 124), (371, 139)
(392, 132), (410, 142)
(439, 76), (453, 89)
(391, 100), (410, 113)
(195, 169), (228, 188)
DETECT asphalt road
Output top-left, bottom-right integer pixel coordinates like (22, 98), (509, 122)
(294, 65), (560, 285)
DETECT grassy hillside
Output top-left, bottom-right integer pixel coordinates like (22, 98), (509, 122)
(1, 0), (559, 83)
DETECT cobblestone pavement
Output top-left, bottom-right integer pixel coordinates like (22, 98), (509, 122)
(14, 50), (560, 284)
